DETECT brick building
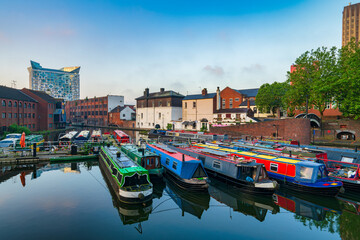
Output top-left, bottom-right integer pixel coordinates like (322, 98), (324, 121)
(0, 86), (38, 132)
(65, 95), (124, 126)
(342, 2), (360, 46)
(21, 88), (66, 130)
(136, 88), (184, 129)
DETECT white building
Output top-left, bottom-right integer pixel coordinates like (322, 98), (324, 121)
(136, 88), (184, 129)
(110, 105), (136, 121)
(213, 108), (257, 126)
(107, 95), (124, 112)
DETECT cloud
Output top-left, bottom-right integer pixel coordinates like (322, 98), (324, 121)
(242, 64), (265, 73)
(203, 65), (224, 77)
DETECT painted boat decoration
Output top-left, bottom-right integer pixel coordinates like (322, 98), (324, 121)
(316, 158), (360, 192)
(90, 130), (102, 142)
(114, 130), (130, 144)
(74, 130), (90, 143)
(99, 162), (152, 226)
(194, 143), (343, 196)
(209, 177), (279, 222)
(121, 144), (164, 177)
(164, 176), (210, 219)
(146, 143), (208, 191)
(99, 146), (153, 204)
(168, 143), (277, 194)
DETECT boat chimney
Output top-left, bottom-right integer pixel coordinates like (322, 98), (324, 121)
(116, 152), (121, 158)
(182, 154), (185, 162)
(216, 87), (221, 110)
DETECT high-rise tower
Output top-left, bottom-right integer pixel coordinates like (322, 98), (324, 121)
(342, 2), (360, 46)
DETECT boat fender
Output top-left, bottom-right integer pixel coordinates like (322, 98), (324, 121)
(138, 193), (145, 199)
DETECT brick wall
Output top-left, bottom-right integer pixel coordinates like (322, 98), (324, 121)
(210, 118), (311, 144)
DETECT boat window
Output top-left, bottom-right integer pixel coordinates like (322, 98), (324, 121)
(151, 158), (154, 164)
(270, 163), (278, 172)
(192, 165), (207, 178)
(147, 159), (150, 165)
(213, 160), (221, 169)
(112, 167), (118, 176)
(173, 162), (177, 170)
(300, 167), (314, 180)
(156, 157), (160, 167)
(166, 158), (170, 165)
(123, 173), (149, 187)
(117, 173), (122, 183)
(239, 167), (255, 181)
(258, 166), (269, 181)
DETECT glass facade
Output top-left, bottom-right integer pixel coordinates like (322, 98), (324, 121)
(28, 61), (80, 101)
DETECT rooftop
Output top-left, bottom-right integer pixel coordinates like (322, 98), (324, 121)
(239, 99), (256, 107)
(214, 108), (250, 114)
(136, 90), (184, 100)
(235, 88), (259, 97)
(0, 86), (37, 102)
(183, 93), (216, 100)
(22, 88), (60, 104)
(30, 60), (80, 74)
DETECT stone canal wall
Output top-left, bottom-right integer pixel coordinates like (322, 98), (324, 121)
(210, 118), (311, 144)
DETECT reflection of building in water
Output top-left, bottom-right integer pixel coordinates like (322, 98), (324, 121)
(164, 177), (210, 219)
(208, 178), (279, 222)
(273, 189), (341, 221)
(98, 160), (152, 227)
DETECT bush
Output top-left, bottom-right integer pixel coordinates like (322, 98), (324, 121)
(7, 124), (31, 135)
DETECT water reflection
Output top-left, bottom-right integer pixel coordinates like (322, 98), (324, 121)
(164, 176), (210, 219)
(208, 177), (279, 222)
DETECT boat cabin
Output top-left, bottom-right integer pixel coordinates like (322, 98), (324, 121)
(294, 161), (329, 184)
(236, 162), (269, 183)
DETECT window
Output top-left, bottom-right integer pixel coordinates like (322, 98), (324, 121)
(123, 114), (125, 117)
(8, 113), (11, 118)
(270, 163), (278, 172)
(172, 161), (177, 170)
(254, 107), (257, 113)
(28, 124), (31, 129)
(226, 114), (231, 119)
(158, 113), (161, 119)
(193, 102), (196, 108)
(235, 98), (240, 102)
(300, 167), (314, 180)
(32, 104), (35, 109)
(14, 113), (17, 118)
(229, 99), (233, 108)
(184, 102), (187, 109)
(49, 123), (53, 128)
(166, 158), (170, 165)
(24, 103), (27, 108)
(28, 113), (31, 118)
(24, 113), (27, 118)
(19, 102), (22, 107)
(1, 100), (5, 107)
(14, 102), (17, 107)
(158, 101), (162, 107)
(19, 113), (22, 118)
(32, 124), (35, 129)
(213, 160), (221, 169)
(8, 101), (12, 107)
(2, 113), (5, 118)
(167, 100), (170, 106)
(222, 99), (226, 108)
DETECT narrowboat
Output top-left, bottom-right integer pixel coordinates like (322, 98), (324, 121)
(168, 144), (277, 194)
(59, 131), (78, 145)
(114, 130), (130, 144)
(209, 177), (279, 222)
(120, 144), (164, 177)
(195, 143), (343, 196)
(74, 130), (90, 143)
(90, 129), (102, 142)
(99, 146), (153, 204)
(316, 158), (360, 192)
(146, 143), (208, 191)
(164, 175), (210, 219)
(15, 135), (44, 149)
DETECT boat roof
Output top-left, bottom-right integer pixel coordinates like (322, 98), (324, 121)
(148, 143), (198, 161)
(91, 130), (102, 137)
(60, 131), (78, 140)
(121, 144), (158, 158)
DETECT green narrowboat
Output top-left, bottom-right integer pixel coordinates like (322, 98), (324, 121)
(99, 146), (153, 204)
(120, 144), (164, 177)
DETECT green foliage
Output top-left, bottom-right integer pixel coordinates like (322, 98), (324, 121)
(286, 46), (338, 119)
(335, 39), (360, 119)
(5, 124), (31, 136)
(200, 125), (207, 132)
(255, 81), (289, 116)
(166, 123), (173, 130)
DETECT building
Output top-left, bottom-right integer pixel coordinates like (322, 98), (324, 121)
(0, 86), (38, 132)
(21, 88), (66, 130)
(220, 87), (258, 109)
(213, 108), (256, 126)
(109, 105), (135, 121)
(65, 95), (124, 126)
(342, 2), (360, 46)
(136, 88), (184, 129)
(182, 88), (217, 131)
(28, 60), (80, 101)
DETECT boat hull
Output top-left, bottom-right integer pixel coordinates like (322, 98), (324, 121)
(276, 179), (342, 196)
(164, 168), (208, 192)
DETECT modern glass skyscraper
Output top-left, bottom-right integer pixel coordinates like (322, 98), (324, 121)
(28, 60), (80, 101)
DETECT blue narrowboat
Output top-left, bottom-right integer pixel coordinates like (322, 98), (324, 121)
(146, 143), (208, 191)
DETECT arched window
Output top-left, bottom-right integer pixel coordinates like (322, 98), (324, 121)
(32, 104), (35, 109)
(14, 101), (17, 107)
(24, 103), (27, 108)
(8, 101), (12, 107)
(19, 102), (22, 107)
(2, 100), (6, 107)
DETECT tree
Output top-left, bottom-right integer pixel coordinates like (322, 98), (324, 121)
(286, 47), (338, 123)
(255, 81), (289, 117)
(335, 39), (360, 119)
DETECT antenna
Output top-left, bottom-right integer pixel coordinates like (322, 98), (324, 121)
(11, 80), (16, 88)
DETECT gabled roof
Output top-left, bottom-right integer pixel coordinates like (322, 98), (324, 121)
(22, 88), (59, 104)
(239, 99), (256, 107)
(136, 90), (184, 100)
(0, 86), (37, 102)
(110, 105), (135, 113)
(235, 88), (259, 97)
(183, 93), (216, 100)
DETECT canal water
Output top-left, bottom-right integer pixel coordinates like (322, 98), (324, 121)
(1, 162), (359, 240)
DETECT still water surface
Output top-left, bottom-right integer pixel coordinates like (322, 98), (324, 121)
(1, 162), (359, 240)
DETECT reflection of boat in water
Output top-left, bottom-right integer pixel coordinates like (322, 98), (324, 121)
(99, 162), (152, 226)
(273, 187), (342, 221)
(337, 192), (360, 215)
(152, 178), (166, 199)
(164, 176), (210, 219)
(208, 177), (279, 222)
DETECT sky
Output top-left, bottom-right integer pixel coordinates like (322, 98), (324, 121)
(0, 0), (353, 104)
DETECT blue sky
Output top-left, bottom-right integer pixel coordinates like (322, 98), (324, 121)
(0, 0), (351, 103)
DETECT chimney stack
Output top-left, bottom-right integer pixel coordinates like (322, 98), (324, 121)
(202, 88), (207, 96)
(216, 87), (221, 110)
(160, 88), (165, 93)
(144, 88), (149, 97)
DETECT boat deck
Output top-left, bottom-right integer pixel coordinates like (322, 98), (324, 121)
(149, 144), (198, 161)
(106, 146), (138, 168)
